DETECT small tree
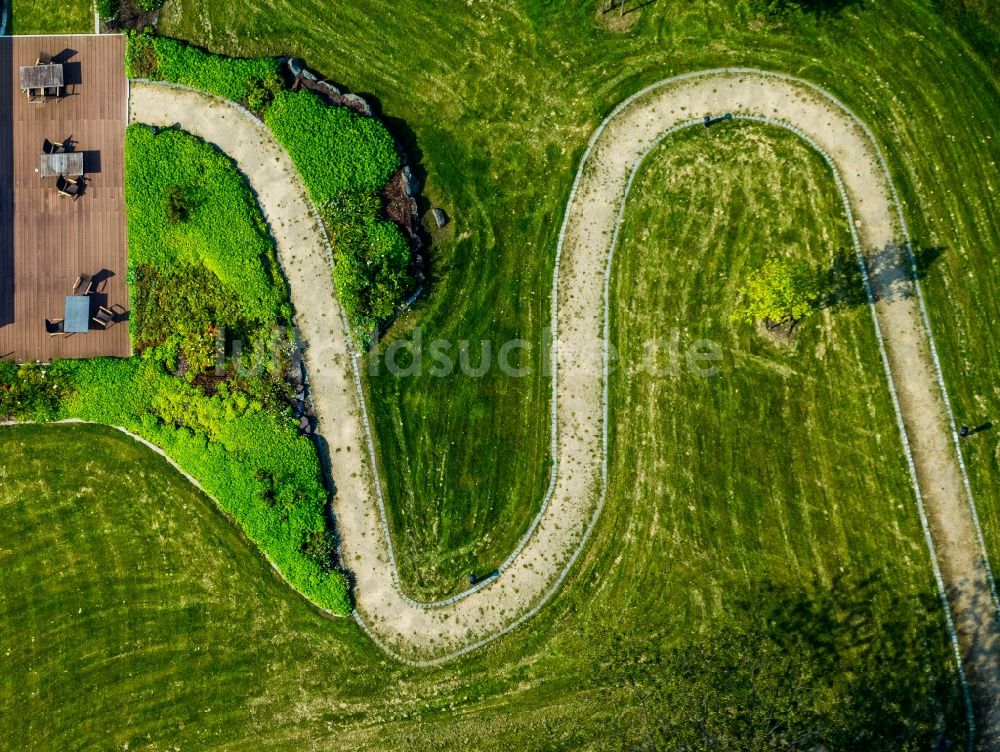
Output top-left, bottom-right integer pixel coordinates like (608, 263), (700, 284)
(164, 186), (195, 224)
(733, 258), (820, 333)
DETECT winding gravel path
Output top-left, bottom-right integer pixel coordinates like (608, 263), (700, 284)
(130, 72), (999, 744)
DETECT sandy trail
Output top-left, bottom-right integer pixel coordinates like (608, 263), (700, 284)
(130, 73), (998, 743)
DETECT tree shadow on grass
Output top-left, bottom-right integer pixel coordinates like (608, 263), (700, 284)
(819, 243), (946, 310)
(589, 569), (966, 750)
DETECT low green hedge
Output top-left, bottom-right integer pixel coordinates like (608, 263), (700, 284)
(125, 34), (281, 107)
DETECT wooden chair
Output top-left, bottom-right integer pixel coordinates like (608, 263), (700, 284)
(36, 53), (52, 66)
(73, 274), (93, 295)
(45, 318), (65, 336)
(91, 306), (115, 329)
(56, 176), (81, 200)
(42, 138), (55, 154)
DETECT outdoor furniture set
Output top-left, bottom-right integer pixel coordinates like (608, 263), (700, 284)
(46, 275), (122, 337)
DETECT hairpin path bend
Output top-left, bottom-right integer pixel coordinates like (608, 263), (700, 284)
(129, 69), (1000, 746)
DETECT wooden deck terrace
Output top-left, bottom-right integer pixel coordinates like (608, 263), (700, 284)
(0, 34), (129, 362)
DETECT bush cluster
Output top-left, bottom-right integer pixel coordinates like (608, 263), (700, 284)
(96, 0), (118, 19)
(0, 363), (73, 422)
(323, 193), (413, 336)
(99, 0), (163, 21)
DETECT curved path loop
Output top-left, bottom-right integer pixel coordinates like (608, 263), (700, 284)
(131, 72), (1000, 744)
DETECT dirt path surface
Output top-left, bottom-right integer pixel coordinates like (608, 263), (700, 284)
(130, 75), (999, 742)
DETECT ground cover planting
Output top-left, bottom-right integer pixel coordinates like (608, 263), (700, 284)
(126, 127), (288, 319)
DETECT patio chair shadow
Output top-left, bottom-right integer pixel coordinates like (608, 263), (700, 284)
(51, 49), (78, 65)
(87, 291), (108, 316)
(61, 62), (82, 89)
(92, 268), (115, 292)
(109, 304), (129, 323)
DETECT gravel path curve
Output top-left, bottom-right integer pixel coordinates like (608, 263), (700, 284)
(129, 74), (999, 743)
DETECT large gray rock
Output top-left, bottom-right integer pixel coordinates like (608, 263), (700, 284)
(340, 93), (372, 117)
(402, 165), (419, 197)
(314, 79), (342, 98)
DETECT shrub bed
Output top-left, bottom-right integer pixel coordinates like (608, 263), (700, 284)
(125, 33), (413, 341)
(99, 0), (163, 20)
(0, 363), (72, 422)
(322, 192), (413, 334)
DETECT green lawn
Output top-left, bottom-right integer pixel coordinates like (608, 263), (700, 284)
(608, 121), (931, 633)
(0, 120), (967, 749)
(154, 0), (1000, 600)
(9, 0), (93, 34)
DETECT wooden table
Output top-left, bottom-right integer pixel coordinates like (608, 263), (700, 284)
(40, 152), (84, 178)
(19, 64), (64, 92)
(64, 295), (91, 334)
